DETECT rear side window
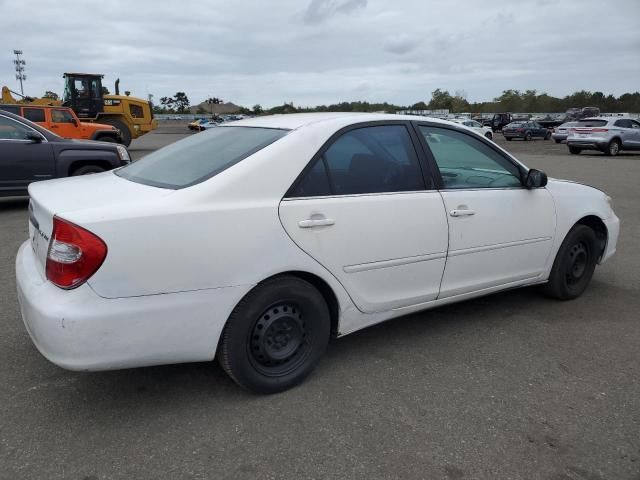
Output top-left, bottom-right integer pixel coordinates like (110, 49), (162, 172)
(117, 126), (287, 189)
(578, 120), (608, 127)
(288, 125), (426, 197)
(0, 106), (20, 115)
(614, 119), (633, 128)
(23, 108), (45, 123)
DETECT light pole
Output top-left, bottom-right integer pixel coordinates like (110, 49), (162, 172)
(13, 50), (26, 96)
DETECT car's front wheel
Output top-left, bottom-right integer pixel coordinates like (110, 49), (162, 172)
(524, 132), (532, 141)
(71, 164), (107, 176)
(218, 276), (331, 394)
(484, 131), (493, 140)
(540, 224), (598, 300)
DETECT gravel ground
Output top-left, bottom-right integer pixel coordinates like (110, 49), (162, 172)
(0, 123), (638, 480)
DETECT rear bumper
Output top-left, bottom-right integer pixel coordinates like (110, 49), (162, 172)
(16, 241), (250, 371)
(552, 133), (568, 141)
(566, 138), (608, 150)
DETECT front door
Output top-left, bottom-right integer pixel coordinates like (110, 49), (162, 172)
(279, 123), (448, 313)
(51, 108), (81, 139)
(416, 124), (556, 298)
(0, 115), (55, 194)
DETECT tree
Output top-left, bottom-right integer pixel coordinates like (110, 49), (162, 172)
(252, 104), (263, 115)
(43, 91), (59, 101)
(102, 86), (110, 95)
(428, 89), (454, 110)
(173, 92), (190, 113)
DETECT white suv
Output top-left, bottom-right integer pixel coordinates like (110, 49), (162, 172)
(566, 117), (640, 156)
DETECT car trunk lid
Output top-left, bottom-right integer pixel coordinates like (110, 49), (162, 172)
(27, 171), (173, 278)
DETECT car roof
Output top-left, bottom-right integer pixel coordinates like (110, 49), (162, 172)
(226, 112), (457, 130)
(0, 103), (68, 110)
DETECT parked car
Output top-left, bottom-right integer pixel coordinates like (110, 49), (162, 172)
(566, 117), (640, 156)
(503, 121), (551, 141)
(452, 119), (494, 139)
(551, 122), (579, 143)
(491, 113), (528, 132)
(0, 110), (130, 197)
(0, 104), (122, 143)
(188, 118), (211, 131)
(16, 113), (618, 393)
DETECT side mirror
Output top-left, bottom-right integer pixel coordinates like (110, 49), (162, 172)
(525, 169), (548, 189)
(25, 132), (43, 143)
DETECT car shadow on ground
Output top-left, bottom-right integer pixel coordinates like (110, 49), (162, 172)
(0, 197), (29, 211)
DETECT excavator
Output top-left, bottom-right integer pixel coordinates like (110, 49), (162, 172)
(1, 73), (157, 146)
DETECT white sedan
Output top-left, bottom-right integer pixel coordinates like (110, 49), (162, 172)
(16, 113), (619, 393)
(452, 118), (494, 139)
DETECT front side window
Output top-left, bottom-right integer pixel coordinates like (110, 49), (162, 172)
(23, 108), (45, 123)
(0, 115), (32, 140)
(288, 125), (426, 197)
(117, 126), (287, 189)
(52, 109), (75, 123)
(130, 104), (144, 118)
(419, 126), (522, 189)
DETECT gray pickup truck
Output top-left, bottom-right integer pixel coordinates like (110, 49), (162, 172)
(0, 109), (131, 197)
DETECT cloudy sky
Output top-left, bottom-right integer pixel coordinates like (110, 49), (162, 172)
(1, 0), (638, 108)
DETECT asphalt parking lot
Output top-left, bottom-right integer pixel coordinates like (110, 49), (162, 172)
(1, 123), (639, 480)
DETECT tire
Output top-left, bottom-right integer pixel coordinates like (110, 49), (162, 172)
(540, 225), (598, 300)
(484, 132), (493, 140)
(545, 132), (551, 140)
(98, 118), (132, 146)
(71, 164), (107, 176)
(524, 132), (532, 141)
(569, 146), (581, 155)
(506, 137), (512, 141)
(554, 139), (562, 144)
(605, 139), (620, 157)
(218, 276), (331, 394)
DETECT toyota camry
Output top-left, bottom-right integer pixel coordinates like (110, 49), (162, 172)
(16, 113), (619, 393)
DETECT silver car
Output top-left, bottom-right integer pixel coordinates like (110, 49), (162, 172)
(567, 117), (640, 156)
(552, 122), (578, 143)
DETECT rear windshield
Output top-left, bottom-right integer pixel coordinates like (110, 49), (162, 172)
(117, 126), (288, 189)
(577, 119), (607, 127)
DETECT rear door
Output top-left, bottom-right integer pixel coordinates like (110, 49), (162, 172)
(415, 123), (555, 298)
(630, 120), (640, 149)
(279, 122), (449, 313)
(0, 114), (55, 194)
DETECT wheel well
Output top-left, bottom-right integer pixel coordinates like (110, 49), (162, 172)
(576, 215), (608, 260)
(68, 160), (111, 175)
(269, 271), (340, 336)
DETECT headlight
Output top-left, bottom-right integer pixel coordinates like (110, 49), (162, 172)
(116, 145), (131, 163)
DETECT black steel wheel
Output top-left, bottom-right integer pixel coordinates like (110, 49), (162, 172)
(524, 132), (532, 141)
(540, 225), (598, 300)
(218, 276), (330, 394)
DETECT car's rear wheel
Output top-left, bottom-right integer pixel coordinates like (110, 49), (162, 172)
(569, 146), (581, 155)
(540, 225), (598, 300)
(218, 276), (330, 394)
(606, 139), (621, 157)
(524, 132), (532, 141)
(71, 164), (107, 176)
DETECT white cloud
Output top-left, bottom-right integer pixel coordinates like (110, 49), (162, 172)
(0, 0), (638, 107)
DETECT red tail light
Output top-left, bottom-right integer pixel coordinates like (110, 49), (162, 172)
(592, 128), (609, 133)
(46, 216), (107, 289)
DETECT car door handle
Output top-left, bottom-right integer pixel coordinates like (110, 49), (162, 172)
(298, 218), (335, 228)
(450, 209), (475, 217)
